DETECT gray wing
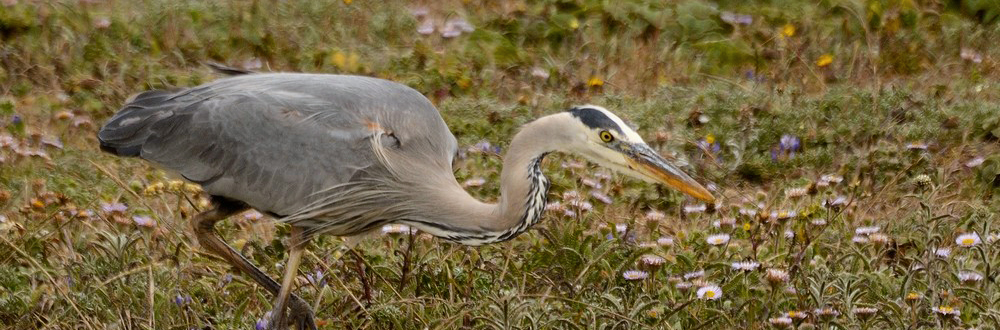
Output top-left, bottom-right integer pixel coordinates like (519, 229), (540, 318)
(98, 73), (458, 216)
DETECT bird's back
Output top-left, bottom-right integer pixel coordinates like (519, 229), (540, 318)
(99, 73), (459, 217)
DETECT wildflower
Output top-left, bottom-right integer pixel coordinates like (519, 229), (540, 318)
(305, 269), (326, 287)
(776, 134), (801, 159)
(905, 142), (928, 150)
(960, 48), (983, 63)
(684, 204), (707, 214)
(615, 223), (628, 234)
(811, 218), (827, 226)
(561, 160), (585, 169)
(934, 247), (951, 258)
(739, 207), (758, 217)
(544, 202), (564, 212)
(255, 311), (272, 330)
(469, 140), (501, 154)
(851, 235), (869, 244)
(913, 174), (932, 187)
(675, 282), (692, 291)
(824, 195), (848, 208)
(622, 270), (648, 281)
(955, 233), (982, 247)
(706, 234), (730, 246)
(567, 199), (593, 212)
(813, 307), (840, 319)
(462, 177), (486, 187)
(101, 202), (128, 214)
(742, 222), (752, 231)
(715, 217), (736, 229)
(93, 17), (111, 29)
(697, 285), (723, 300)
(530, 67), (549, 80)
(590, 190), (612, 204)
(781, 24), (796, 37)
(932, 306), (960, 317)
(656, 236), (674, 246)
(586, 76), (604, 87)
(766, 268), (789, 285)
(770, 210), (796, 221)
(785, 187), (807, 198)
(731, 261), (760, 272)
(784, 230), (795, 239)
(173, 294), (192, 306)
(852, 307), (878, 319)
(988, 232), (1000, 244)
(769, 317), (793, 327)
(381, 224), (413, 235)
(905, 292), (921, 302)
(855, 226), (880, 235)
(784, 286), (797, 294)
(785, 310), (807, 320)
(820, 174), (843, 184)
(639, 254), (666, 267)
(132, 215), (156, 227)
(416, 20), (435, 35)
(869, 233), (890, 245)
(683, 270), (705, 280)
(958, 271), (983, 284)
(409, 6), (429, 18)
(581, 178), (602, 189)
(965, 157), (985, 168)
(816, 54), (833, 67)
(637, 241), (658, 248)
(243, 210), (263, 221)
(645, 210), (665, 221)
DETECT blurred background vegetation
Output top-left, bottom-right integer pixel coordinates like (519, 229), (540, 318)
(1, 0), (999, 329)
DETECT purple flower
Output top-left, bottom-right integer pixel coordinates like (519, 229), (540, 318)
(697, 139), (721, 154)
(101, 202), (128, 214)
(306, 269), (326, 288)
(720, 11), (752, 25)
(11, 114), (21, 126)
(255, 311), (272, 330)
(780, 135), (800, 152)
(173, 294), (192, 306)
(469, 140), (501, 154)
(132, 215), (156, 227)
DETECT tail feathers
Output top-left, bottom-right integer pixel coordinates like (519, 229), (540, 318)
(98, 89), (177, 157)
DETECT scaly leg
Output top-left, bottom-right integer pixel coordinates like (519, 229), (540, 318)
(190, 197), (316, 330)
(269, 226), (307, 329)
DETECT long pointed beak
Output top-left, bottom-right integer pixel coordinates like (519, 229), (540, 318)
(626, 144), (715, 203)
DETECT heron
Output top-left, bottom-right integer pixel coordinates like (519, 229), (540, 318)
(97, 70), (714, 329)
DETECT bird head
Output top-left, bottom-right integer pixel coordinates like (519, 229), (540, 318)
(557, 105), (715, 203)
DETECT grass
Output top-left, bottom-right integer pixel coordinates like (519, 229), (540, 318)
(2, 0), (1000, 329)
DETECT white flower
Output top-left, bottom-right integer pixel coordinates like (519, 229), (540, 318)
(731, 261), (760, 272)
(784, 230), (795, 239)
(462, 177), (486, 187)
(696, 285), (722, 300)
(934, 247), (952, 258)
(852, 307), (878, 318)
(852, 236), (869, 244)
(739, 207), (758, 216)
(785, 310), (807, 319)
(656, 236), (674, 246)
(785, 187), (808, 198)
(639, 254), (666, 267)
(811, 218), (827, 226)
(905, 142), (928, 150)
(530, 67), (550, 80)
(958, 271), (983, 283)
(683, 270), (705, 280)
(615, 223), (628, 234)
(820, 174), (843, 183)
(644, 210), (665, 221)
(684, 204), (707, 214)
(869, 233), (890, 244)
(965, 157), (985, 168)
(932, 306), (960, 317)
(581, 178), (602, 189)
(622, 270), (648, 281)
(706, 234), (730, 246)
(766, 268), (789, 284)
(770, 210), (796, 221)
(956, 233), (982, 247)
(768, 317), (792, 327)
(855, 226), (880, 235)
(590, 190), (613, 204)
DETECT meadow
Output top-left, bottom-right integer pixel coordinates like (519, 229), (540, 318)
(2, 0), (1000, 329)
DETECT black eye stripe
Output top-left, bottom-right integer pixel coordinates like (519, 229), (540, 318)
(567, 107), (624, 134)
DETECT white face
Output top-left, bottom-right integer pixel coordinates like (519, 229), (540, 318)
(564, 105), (714, 202)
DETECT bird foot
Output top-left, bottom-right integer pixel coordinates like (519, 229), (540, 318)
(267, 295), (317, 330)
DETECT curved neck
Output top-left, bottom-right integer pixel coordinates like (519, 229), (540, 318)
(403, 115), (568, 245)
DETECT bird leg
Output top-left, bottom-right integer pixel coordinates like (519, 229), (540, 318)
(190, 199), (316, 330)
(269, 226), (307, 329)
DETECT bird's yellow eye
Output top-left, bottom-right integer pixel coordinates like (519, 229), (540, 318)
(599, 130), (614, 142)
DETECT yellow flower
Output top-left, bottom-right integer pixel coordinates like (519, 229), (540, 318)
(743, 223), (752, 231)
(705, 134), (715, 144)
(343, 0), (352, 4)
(331, 51), (347, 69)
(782, 24), (796, 37)
(569, 18), (580, 30)
(816, 54), (833, 67)
(586, 76), (604, 87)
